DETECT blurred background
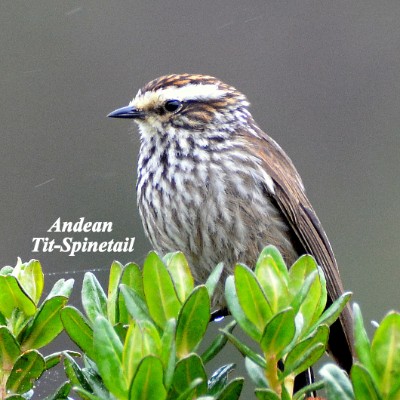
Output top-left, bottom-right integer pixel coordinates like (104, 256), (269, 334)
(1, 1), (399, 397)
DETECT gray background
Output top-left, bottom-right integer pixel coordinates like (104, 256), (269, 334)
(1, 1), (400, 397)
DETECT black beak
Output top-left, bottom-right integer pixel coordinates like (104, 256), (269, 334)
(107, 105), (145, 119)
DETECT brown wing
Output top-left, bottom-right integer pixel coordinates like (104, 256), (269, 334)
(248, 129), (354, 371)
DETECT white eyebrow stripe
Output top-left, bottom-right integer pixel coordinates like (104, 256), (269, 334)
(160, 84), (226, 101)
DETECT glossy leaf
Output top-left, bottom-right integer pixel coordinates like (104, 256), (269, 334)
(255, 388), (280, 400)
(107, 260), (123, 324)
(255, 254), (289, 311)
(172, 354), (207, 396)
(12, 259), (44, 305)
(320, 363), (355, 400)
(311, 292), (352, 333)
(288, 255), (317, 295)
(225, 276), (260, 341)
(258, 245), (288, 282)
(161, 318), (176, 389)
(217, 377), (244, 400)
(245, 357), (269, 387)
(120, 284), (153, 323)
(164, 252), (194, 303)
(371, 311), (400, 394)
(81, 363), (114, 400)
(289, 270), (318, 318)
(0, 275), (36, 317)
(352, 303), (374, 373)
(143, 252), (181, 328)
(297, 267), (327, 330)
(234, 264), (272, 333)
(204, 262), (224, 299)
(201, 320), (235, 364)
(63, 353), (92, 392)
(351, 363), (381, 400)
(207, 364), (235, 395)
(93, 316), (127, 398)
(82, 273), (107, 323)
(129, 356), (166, 400)
(43, 381), (71, 400)
(284, 324), (329, 376)
(20, 296), (68, 350)
(44, 352), (65, 371)
(260, 307), (295, 359)
(118, 263), (144, 324)
(221, 329), (267, 369)
(71, 388), (102, 400)
(175, 378), (204, 400)
(176, 286), (210, 357)
(45, 278), (74, 299)
(0, 326), (21, 370)
(61, 306), (95, 360)
(6, 350), (45, 394)
(123, 320), (161, 384)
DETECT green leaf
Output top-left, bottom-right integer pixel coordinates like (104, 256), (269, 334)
(207, 364), (235, 395)
(204, 262), (224, 299)
(61, 306), (95, 360)
(371, 311), (400, 395)
(6, 350), (45, 394)
(43, 381), (71, 400)
(288, 255), (317, 296)
(120, 284), (153, 323)
(129, 356), (166, 400)
(123, 320), (161, 385)
(234, 264), (272, 334)
(284, 324), (329, 376)
(221, 328), (267, 369)
(118, 262), (144, 324)
(352, 303), (374, 373)
(258, 245), (289, 282)
(245, 357), (269, 387)
(176, 286), (210, 357)
(63, 353), (92, 393)
(351, 363), (381, 400)
(93, 316), (127, 398)
(201, 320), (236, 364)
(164, 252), (194, 303)
(12, 259), (44, 305)
(225, 276), (260, 341)
(0, 275), (36, 317)
(172, 354), (207, 396)
(217, 377), (244, 400)
(255, 254), (289, 311)
(71, 388), (102, 400)
(289, 270), (318, 319)
(175, 378), (204, 400)
(82, 273), (107, 323)
(254, 388), (280, 400)
(320, 363), (355, 400)
(0, 326), (21, 371)
(161, 318), (176, 389)
(44, 352), (63, 371)
(298, 266), (327, 330)
(20, 296), (68, 350)
(45, 278), (74, 299)
(260, 307), (296, 359)
(310, 292), (352, 333)
(293, 380), (325, 400)
(107, 260), (123, 325)
(143, 252), (181, 328)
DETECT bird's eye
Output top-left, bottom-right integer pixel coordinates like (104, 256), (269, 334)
(164, 100), (182, 113)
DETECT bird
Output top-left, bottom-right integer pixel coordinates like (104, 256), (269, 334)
(108, 73), (354, 379)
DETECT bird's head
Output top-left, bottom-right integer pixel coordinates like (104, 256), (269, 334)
(108, 74), (251, 135)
